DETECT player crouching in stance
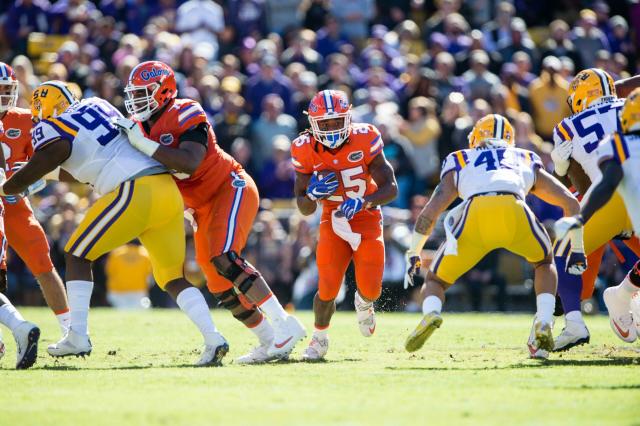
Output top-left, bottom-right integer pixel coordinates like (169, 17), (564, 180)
(555, 89), (640, 344)
(1, 82), (229, 366)
(114, 61), (305, 363)
(403, 114), (585, 358)
(291, 90), (398, 361)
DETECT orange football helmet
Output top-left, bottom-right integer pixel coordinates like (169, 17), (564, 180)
(306, 90), (352, 149)
(124, 61), (177, 121)
(0, 63), (18, 113)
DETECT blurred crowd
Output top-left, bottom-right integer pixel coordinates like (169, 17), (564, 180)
(0, 0), (637, 312)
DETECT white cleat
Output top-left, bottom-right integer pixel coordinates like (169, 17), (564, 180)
(631, 292), (640, 334)
(47, 329), (92, 358)
(267, 315), (306, 359)
(355, 293), (376, 337)
(527, 318), (553, 359)
(14, 321), (40, 369)
(195, 340), (229, 367)
(552, 320), (590, 352)
(604, 287), (638, 343)
(236, 343), (279, 364)
(302, 334), (329, 361)
(0, 331), (5, 362)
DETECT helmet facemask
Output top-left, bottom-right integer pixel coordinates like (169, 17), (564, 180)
(124, 82), (160, 121)
(309, 112), (351, 149)
(0, 80), (18, 113)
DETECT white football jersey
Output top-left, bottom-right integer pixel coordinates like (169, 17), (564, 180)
(32, 97), (163, 195)
(552, 98), (624, 183)
(441, 146), (542, 200)
(595, 132), (640, 233)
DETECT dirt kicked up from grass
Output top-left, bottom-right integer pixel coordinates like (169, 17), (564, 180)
(1, 308), (638, 426)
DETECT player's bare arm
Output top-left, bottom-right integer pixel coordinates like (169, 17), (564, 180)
(614, 75), (640, 98)
(294, 171), (317, 216)
(414, 172), (458, 235)
(566, 160), (591, 195)
(531, 168), (580, 216)
(2, 139), (70, 195)
(363, 152), (398, 208)
(152, 140), (206, 175)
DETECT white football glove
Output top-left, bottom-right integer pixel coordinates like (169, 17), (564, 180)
(113, 117), (159, 157)
(184, 208), (198, 231)
(551, 140), (573, 177)
(404, 251), (422, 290)
(554, 215), (583, 242)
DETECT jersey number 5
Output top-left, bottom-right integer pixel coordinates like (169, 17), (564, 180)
(327, 166), (367, 202)
(573, 104), (622, 154)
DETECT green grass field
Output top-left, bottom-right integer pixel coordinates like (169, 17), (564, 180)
(1, 308), (639, 426)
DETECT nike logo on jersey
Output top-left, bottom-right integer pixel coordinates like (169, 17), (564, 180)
(313, 163), (324, 169)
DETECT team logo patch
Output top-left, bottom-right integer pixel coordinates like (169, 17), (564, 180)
(5, 128), (21, 139)
(348, 151), (364, 162)
(159, 133), (174, 145)
(232, 178), (247, 188)
(338, 97), (349, 109)
(308, 102), (318, 113)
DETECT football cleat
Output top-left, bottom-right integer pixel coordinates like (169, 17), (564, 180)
(603, 287), (638, 343)
(196, 341), (229, 367)
(47, 329), (92, 358)
(405, 312), (443, 352)
(236, 343), (279, 365)
(0, 331), (5, 362)
(267, 315), (306, 359)
(14, 321), (40, 369)
(302, 334), (329, 361)
(527, 333), (549, 360)
(355, 292), (376, 337)
(552, 320), (590, 352)
(630, 292), (640, 334)
(531, 319), (554, 353)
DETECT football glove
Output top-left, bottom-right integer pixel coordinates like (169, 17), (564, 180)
(113, 117), (159, 157)
(551, 140), (573, 176)
(554, 215), (583, 241)
(404, 251), (422, 289)
(339, 197), (365, 220)
(566, 250), (587, 275)
(306, 172), (339, 201)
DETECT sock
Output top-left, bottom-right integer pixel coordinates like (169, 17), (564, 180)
(258, 293), (288, 323)
(176, 287), (223, 347)
(55, 309), (70, 335)
(66, 280), (94, 336)
(0, 293), (25, 332)
(422, 295), (443, 315)
(619, 276), (640, 297)
(313, 325), (328, 339)
(249, 316), (274, 346)
(536, 293), (555, 324)
(565, 310), (583, 324)
(555, 256), (583, 313)
(355, 291), (372, 310)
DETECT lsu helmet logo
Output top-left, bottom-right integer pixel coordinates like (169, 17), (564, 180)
(140, 68), (171, 81)
(159, 133), (174, 145)
(5, 128), (21, 139)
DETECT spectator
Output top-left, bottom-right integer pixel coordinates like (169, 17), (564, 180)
(541, 19), (582, 71)
(227, 0), (268, 42)
(438, 91), (471, 160)
(330, 0), (375, 43)
(212, 92), (251, 154)
(528, 56), (570, 140)
(292, 71), (319, 132)
(498, 18), (536, 63)
(315, 15), (348, 58)
(377, 120), (415, 208)
(423, 0), (460, 37)
(105, 243), (152, 309)
(571, 9), (609, 69)
(499, 63), (531, 114)
(280, 29), (323, 74)
(300, 0), (330, 32)
(432, 51), (461, 104)
(266, 0), (301, 35)
(461, 50), (501, 101)
(259, 135), (296, 200)
(318, 53), (355, 91)
(482, 1), (515, 52)
(512, 51), (536, 87)
(4, 0), (49, 54)
(251, 93), (298, 169)
(245, 55), (294, 118)
(175, 0), (224, 60)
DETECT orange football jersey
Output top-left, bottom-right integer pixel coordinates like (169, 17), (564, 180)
(0, 107), (33, 176)
(139, 98), (242, 209)
(291, 123), (384, 213)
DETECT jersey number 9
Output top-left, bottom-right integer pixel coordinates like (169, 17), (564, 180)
(71, 104), (119, 146)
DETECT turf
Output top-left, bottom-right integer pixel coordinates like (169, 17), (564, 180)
(1, 308), (639, 426)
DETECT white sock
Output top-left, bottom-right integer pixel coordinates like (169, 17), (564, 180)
(0, 293), (26, 332)
(313, 327), (328, 340)
(258, 293), (288, 323)
(355, 291), (373, 311)
(422, 296), (443, 315)
(536, 293), (555, 324)
(67, 280), (94, 336)
(565, 310), (583, 324)
(176, 287), (224, 347)
(249, 316), (274, 346)
(56, 310), (70, 335)
(619, 277), (640, 296)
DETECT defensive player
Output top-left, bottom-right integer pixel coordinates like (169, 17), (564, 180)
(555, 89), (640, 344)
(1, 81), (229, 366)
(0, 62), (70, 335)
(550, 69), (640, 351)
(403, 114), (584, 357)
(114, 61), (305, 363)
(291, 89), (398, 360)
(0, 119), (40, 369)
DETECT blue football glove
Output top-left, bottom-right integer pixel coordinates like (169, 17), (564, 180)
(306, 172), (339, 201)
(339, 197), (365, 221)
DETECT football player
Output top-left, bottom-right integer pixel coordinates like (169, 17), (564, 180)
(550, 69), (640, 351)
(1, 81), (229, 366)
(404, 114), (584, 357)
(114, 61), (305, 363)
(291, 90), (398, 361)
(0, 118), (40, 370)
(0, 62), (70, 336)
(555, 89), (640, 344)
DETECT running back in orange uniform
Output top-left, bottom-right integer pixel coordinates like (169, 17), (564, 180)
(292, 89), (398, 361)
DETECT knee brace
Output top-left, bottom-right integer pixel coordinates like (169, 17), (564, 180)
(212, 251), (261, 294)
(214, 288), (259, 322)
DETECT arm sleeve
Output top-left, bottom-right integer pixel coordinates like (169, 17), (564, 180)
(178, 122), (208, 148)
(290, 135), (313, 174)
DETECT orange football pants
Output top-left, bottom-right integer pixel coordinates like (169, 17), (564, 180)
(192, 171), (259, 293)
(4, 198), (53, 275)
(582, 237), (640, 300)
(316, 209), (385, 302)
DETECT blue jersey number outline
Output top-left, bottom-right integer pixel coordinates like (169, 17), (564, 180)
(71, 103), (119, 146)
